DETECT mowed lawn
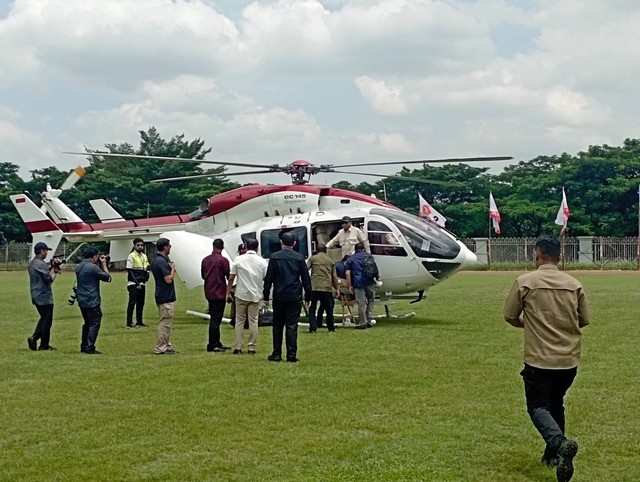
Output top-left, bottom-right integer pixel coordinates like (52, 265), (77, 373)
(1, 270), (638, 481)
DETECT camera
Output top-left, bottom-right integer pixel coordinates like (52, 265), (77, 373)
(99, 254), (111, 264)
(50, 255), (66, 267)
(67, 286), (78, 306)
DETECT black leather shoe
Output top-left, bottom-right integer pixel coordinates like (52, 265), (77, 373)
(38, 346), (57, 351)
(218, 345), (231, 350)
(286, 357), (300, 363)
(135, 323), (149, 327)
(233, 349), (242, 355)
(85, 350), (102, 355)
(248, 350), (256, 355)
(556, 439), (578, 482)
(211, 346), (227, 353)
(267, 354), (282, 362)
(27, 336), (37, 351)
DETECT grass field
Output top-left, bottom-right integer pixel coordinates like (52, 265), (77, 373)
(1, 270), (638, 481)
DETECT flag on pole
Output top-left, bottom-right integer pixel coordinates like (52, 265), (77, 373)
(418, 193), (446, 227)
(489, 191), (501, 235)
(555, 187), (570, 234)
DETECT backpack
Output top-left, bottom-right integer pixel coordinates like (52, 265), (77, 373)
(363, 254), (379, 280)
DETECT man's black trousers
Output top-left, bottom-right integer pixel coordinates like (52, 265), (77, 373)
(521, 363), (577, 456)
(207, 299), (227, 350)
(80, 305), (103, 353)
(126, 285), (146, 325)
(271, 299), (302, 360)
(309, 291), (335, 331)
(33, 303), (54, 349)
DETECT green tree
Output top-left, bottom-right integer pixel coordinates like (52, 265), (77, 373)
(75, 127), (239, 220)
(0, 162), (29, 242)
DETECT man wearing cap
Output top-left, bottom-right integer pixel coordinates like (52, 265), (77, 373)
(27, 242), (59, 351)
(326, 216), (370, 258)
(75, 246), (112, 354)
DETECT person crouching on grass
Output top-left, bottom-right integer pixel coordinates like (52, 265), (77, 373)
(503, 235), (590, 482)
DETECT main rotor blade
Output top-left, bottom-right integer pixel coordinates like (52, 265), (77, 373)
(63, 151), (280, 170)
(331, 170), (465, 187)
(333, 156), (513, 169)
(150, 170), (275, 183)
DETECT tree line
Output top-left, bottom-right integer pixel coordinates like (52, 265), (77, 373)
(2, 128), (640, 242)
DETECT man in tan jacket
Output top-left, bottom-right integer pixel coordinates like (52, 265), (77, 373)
(504, 235), (590, 482)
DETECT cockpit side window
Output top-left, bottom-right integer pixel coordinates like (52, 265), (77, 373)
(367, 220), (407, 256)
(371, 209), (460, 259)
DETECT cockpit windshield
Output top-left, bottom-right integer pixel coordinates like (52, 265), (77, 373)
(371, 209), (460, 259)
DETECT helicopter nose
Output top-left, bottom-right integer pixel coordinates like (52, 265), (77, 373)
(459, 244), (478, 270)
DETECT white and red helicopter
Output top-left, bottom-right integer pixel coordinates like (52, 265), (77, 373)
(10, 153), (510, 313)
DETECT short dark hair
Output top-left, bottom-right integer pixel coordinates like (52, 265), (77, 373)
(354, 242), (365, 252)
(83, 246), (99, 259)
(281, 232), (295, 247)
(156, 238), (171, 252)
(535, 235), (561, 260)
(317, 243), (327, 253)
(245, 238), (259, 251)
(133, 237), (144, 245)
(213, 238), (224, 250)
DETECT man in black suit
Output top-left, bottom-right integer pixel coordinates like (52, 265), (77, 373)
(263, 232), (312, 363)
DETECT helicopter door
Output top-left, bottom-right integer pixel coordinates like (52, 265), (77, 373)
(259, 226), (310, 259)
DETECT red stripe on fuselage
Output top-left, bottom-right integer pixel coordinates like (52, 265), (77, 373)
(25, 219), (59, 234)
(207, 184), (324, 215)
(56, 184), (397, 234)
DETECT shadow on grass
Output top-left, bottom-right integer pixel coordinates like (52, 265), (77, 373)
(374, 316), (456, 327)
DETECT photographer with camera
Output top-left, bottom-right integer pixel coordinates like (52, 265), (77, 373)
(75, 246), (111, 355)
(125, 237), (150, 328)
(27, 242), (59, 351)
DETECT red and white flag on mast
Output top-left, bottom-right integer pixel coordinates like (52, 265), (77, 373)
(489, 191), (501, 235)
(418, 193), (446, 227)
(554, 187), (570, 235)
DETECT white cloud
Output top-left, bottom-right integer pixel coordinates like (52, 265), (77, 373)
(1, 0), (640, 184)
(354, 76), (410, 115)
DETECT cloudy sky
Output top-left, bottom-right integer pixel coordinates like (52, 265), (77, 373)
(1, 0), (639, 185)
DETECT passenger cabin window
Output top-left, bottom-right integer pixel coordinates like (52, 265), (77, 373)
(367, 220), (407, 256)
(260, 227), (309, 259)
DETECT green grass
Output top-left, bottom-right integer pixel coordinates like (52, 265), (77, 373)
(1, 271), (638, 481)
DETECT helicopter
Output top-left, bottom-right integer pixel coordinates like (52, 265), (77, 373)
(10, 153), (511, 314)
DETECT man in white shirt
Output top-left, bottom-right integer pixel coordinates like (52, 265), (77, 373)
(226, 238), (268, 355)
(326, 216), (370, 257)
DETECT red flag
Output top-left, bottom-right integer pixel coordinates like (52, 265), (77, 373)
(489, 192), (501, 235)
(554, 187), (570, 234)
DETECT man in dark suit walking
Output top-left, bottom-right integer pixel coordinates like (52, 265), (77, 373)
(263, 232), (311, 363)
